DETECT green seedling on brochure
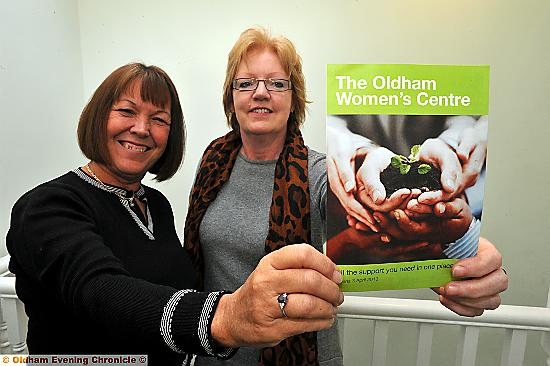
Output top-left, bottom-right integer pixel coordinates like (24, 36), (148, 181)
(390, 145), (432, 175)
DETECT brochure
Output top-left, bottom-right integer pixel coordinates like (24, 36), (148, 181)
(326, 64), (489, 291)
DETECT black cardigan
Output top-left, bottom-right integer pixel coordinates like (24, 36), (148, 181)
(6, 170), (235, 365)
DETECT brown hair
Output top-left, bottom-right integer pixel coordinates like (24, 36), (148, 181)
(77, 63), (185, 181)
(222, 27), (310, 131)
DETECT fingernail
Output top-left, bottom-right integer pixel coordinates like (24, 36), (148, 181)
(364, 214), (375, 226)
(370, 225), (379, 233)
(333, 269), (343, 284)
(344, 181), (354, 192)
(436, 203), (446, 214)
(446, 284), (458, 296)
(381, 234), (391, 243)
(373, 213), (382, 223)
(338, 292), (345, 305)
(452, 265), (465, 278)
(393, 211), (401, 220)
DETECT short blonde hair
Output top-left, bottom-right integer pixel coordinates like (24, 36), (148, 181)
(222, 27), (310, 131)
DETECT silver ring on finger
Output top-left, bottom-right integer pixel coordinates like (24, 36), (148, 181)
(277, 293), (289, 318)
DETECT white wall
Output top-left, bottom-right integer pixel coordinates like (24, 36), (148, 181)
(2, 0), (549, 364)
(0, 0), (83, 252)
(76, 0), (332, 243)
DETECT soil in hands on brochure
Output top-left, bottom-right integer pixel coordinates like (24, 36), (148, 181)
(380, 145), (442, 197)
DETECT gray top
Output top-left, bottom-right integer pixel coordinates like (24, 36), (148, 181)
(195, 148), (342, 365)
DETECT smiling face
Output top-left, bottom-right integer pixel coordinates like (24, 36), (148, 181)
(97, 79), (171, 187)
(232, 47), (293, 141)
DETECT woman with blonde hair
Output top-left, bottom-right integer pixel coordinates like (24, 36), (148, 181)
(185, 27), (508, 366)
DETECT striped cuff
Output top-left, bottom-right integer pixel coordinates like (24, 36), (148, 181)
(161, 290), (236, 359)
(443, 218), (481, 259)
(198, 291), (236, 358)
(161, 289), (195, 354)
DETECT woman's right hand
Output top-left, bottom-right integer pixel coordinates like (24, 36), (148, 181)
(210, 244), (344, 348)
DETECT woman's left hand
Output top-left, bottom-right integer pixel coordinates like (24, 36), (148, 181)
(434, 237), (508, 316)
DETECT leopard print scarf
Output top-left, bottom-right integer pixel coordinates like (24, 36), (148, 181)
(183, 125), (318, 365)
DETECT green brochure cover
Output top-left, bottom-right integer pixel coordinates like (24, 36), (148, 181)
(326, 64), (489, 291)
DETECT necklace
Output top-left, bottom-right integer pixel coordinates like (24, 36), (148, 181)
(85, 163), (137, 207)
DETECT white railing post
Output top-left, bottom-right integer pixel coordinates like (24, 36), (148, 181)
(416, 323), (434, 366)
(500, 329), (527, 366)
(0, 256), (28, 356)
(456, 326), (480, 366)
(0, 302), (10, 353)
(0, 256), (19, 354)
(0, 297), (27, 354)
(371, 320), (389, 366)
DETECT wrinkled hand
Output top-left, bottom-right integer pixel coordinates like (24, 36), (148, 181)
(434, 237), (508, 316)
(373, 197), (473, 243)
(355, 146), (417, 212)
(211, 244), (344, 348)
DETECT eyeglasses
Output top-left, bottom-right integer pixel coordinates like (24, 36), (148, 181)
(232, 78), (292, 92)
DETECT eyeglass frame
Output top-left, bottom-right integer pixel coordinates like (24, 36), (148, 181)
(232, 78), (292, 92)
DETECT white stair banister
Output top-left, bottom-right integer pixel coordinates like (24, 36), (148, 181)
(338, 294), (550, 365)
(0, 256), (28, 354)
(338, 296), (550, 331)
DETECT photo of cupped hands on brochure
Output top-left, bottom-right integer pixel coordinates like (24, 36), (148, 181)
(326, 113), (488, 266)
